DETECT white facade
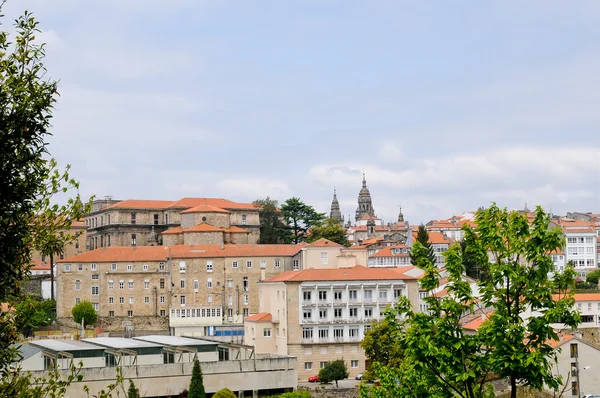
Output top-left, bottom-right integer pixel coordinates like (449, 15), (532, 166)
(565, 232), (597, 268)
(554, 336), (600, 396)
(368, 246), (411, 267)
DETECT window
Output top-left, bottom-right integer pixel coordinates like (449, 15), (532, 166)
(208, 295), (213, 303)
(179, 261), (186, 273)
(78, 264), (83, 271)
(160, 296), (165, 303)
(127, 264), (133, 271)
(108, 281), (114, 290)
(242, 215), (247, 225)
(334, 308), (342, 319)
(334, 291), (342, 301)
(260, 260), (266, 269)
(131, 213), (136, 224)
(144, 296), (150, 303)
(379, 290), (388, 300)
(243, 277), (248, 291)
(131, 234), (136, 246)
(127, 296), (133, 304)
(180, 296), (186, 305)
(119, 297), (124, 304)
(194, 280), (199, 290)
(263, 328), (271, 337)
(320, 252), (328, 264)
(333, 328), (343, 339)
(127, 310), (133, 317)
(91, 263), (97, 271)
(227, 278), (233, 288)
(304, 362), (313, 370)
(64, 264), (71, 272)
(75, 298), (80, 304)
(180, 279), (186, 289)
(243, 294), (248, 305)
(349, 308), (358, 318)
(274, 259), (281, 268)
(160, 310), (166, 316)
(318, 291), (327, 301)
(143, 264), (149, 271)
(364, 290), (373, 300)
(320, 361), (328, 369)
(107, 235), (111, 246)
(303, 310), (312, 321)
(243, 308), (249, 317)
(144, 281), (149, 289)
(129, 281), (134, 289)
(589, 303), (592, 311)
(232, 261), (238, 268)
(75, 280), (80, 290)
(154, 214), (159, 225)
(351, 360), (359, 368)
(91, 274), (99, 280)
(206, 261), (213, 272)
(394, 289), (403, 299)
(349, 328), (359, 338)
(111, 263), (117, 271)
(303, 328), (313, 339)
(303, 291), (312, 301)
(207, 278), (212, 288)
(318, 329), (329, 340)
(109, 311), (114, 317)
(293, 260), (299, 270)
(319, 309), (328, 320)
(570, 343), (578, 358)
(160, 278), (165, 289)
(246, 260), (252, 268)
(364, 308), (373, 318)
(572, 381), (579, 395)
(91, 286), (99, 295)
(159, 262), (165, 271)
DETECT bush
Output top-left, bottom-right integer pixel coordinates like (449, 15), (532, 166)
(279, 392), (311, 398)
(71, 301), (97, 326)
(212, 388), (236, 398)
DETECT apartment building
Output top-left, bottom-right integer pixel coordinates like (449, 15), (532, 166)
(56, 243), (305, 336)
(243, 266), (420, 380)
(368, 244), (411, 267)
(294, 238), (369, 270)
(551, 218), (597, 270)
(84, 197), (260, 250)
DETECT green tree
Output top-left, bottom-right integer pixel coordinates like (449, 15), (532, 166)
(360, 318), (402, 369)
(212, 388), (236, 398)
(364, 204), (580, 398)
(188, 358), (206, 398)
(253, 197), (287, 244)
(281, 197), (325, 244)
(307, 218), (350, 247)
(318, 359), (349, 388)
(71, 301), (97, 327)
(410, 225), (436, 266)
(12, 295), (55, 338)
(586, 269), (600, 285)
(127, 379), (139, 398)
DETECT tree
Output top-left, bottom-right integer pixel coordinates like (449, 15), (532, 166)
(307, 218), (350, 247)
(364, 204), (580, 398)
(188, 358), (206, 398)
(318, 359), (349, 388)
(281, 197), (325, 244)
(360, 318), (403, 369)
(586, 269), (600, 285)
(410, 224), (436, 266)
(253, 197), (287, 244)
(127, 379), (139, 398)
(212, 388), (236, 398)
(71, 301), (97, 327)
(12, 295), (55, 338)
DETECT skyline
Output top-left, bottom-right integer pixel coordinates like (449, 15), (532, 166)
(4, 1), (600, 224)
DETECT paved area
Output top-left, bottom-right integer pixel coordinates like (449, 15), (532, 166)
(298, 378), (361, 390)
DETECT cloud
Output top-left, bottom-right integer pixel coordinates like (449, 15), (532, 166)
(378, 142), (404, 163)
(216, 179), (292, 201)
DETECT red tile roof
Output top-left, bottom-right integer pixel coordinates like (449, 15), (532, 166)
(58, 244), (305, 263)
(554, 293), (600, 302)
(180, 204), (231, 214)
(463, 316), (487, 331)
(105, 200), (175, 210)
(547, 334), (574, 349)
(184, 223), (224, 233)
(412, 231), (452, 245)
(29, 260), (51, 271)
(224, 226), (250, 234)
(169, 198), (257, 210)
(370, 246), (410, 258)
(244, 312), (273, 322)
(162, 226), (183, 235)
(305, 238), (343, 248)
(262, 265), (416, 283)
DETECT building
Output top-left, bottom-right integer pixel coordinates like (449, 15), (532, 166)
(329, 189), (344, 224)
(425, 216), (475, 242)
(368, 244), (411, 267)
(30, 219), (87, 265)
(84, 197), (260, 250)
(412, 230), (453, 268)
(551, 334), (600, 397)
(243, 265), (421, 381)
(551, 218), (597, 270)
(56, 243), (309, 336)
(295, 238), (369, 271)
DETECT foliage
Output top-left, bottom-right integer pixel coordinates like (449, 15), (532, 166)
(410, 225), (436, 266)
(188, 358), (206, 398)
(281, 197), (325, 244)
(12, 295), (55, 337)
(307, 218), (350, 247)
(253, 197), (288, 244)
(212, 388), (236, 398)
(318, 359), (348, 387)
(84, 365), (125, 398)
(71, 301), (97, 327)
(586, 269), (600, 285)
(362, 204), (580, 398)
(461, 239), (486, 281)
(278, 391), (311, 398)
(127, 379), (139, 398)
(1, 361), (84, 398)
(360, 318), (402, 368)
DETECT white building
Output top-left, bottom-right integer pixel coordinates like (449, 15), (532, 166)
(552, 335), (600, 397)
(554, 218), (597, 269)
(368, 245), (411, 267)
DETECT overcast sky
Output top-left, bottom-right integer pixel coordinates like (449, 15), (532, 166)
(5, 1), (600, 224)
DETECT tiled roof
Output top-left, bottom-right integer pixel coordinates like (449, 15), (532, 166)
(370, 246), (410, 258)
(305, 238), (343, 248)
(244, 312), (272, 322)
(169, 198), (256, 210)
(358, 215), (381, 221)
(412, 231), (452, 245)
(433, 288), (448, 298)
(350, 225), (407, 232)
(463, 316), (487, 331)
(427, 220), (461, 229)
(58, 244), (305, 263)
(162, 226), (183, 235)
(547, 334), (574, 349)
(184, 223), (224, 233)
(262, 265), (416, 283)
(362, 237), (384, 245)
(30, 260), (51, 271)
(554, 293), (600, 302)
(105, 200), (175, 210)
(180, 204), (231, 214)
(224, 226), (250, 234)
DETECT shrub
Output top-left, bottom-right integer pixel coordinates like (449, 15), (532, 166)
(212, 388), (236, 398)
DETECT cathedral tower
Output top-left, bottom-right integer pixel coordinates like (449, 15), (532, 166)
(355, 173), (375, 222)
(329, 188), (343, 224)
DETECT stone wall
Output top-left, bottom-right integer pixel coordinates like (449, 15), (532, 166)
(21, 275), (45, 296)
(98, 315), (169, 332)
(573, 327), (600, 347)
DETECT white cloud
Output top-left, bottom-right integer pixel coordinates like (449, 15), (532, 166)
(216, 179), (292, 201)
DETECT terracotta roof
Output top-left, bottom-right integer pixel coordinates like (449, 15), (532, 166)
(105, 200), (175, 210)
(180, 204), (231, 214)
(362, 237), (384, 245)
(351, 225), (407, 232)
(433, 288), (448, 298)
(411, 231), (452, 245)
(549, 248), (565, 255)
(162, 226), (183, 235)
(30, 260), (51, 271)
(305, 238), (343, 248)
(563, 227), (597, 233)
(370, 246), (410, 258)
(224, 226), (249, 234)
(184, 223), (224, 233)
(262, 265), (416, 283)
(427, 220), (461, 229)
(358, 215), (381, 221)
(463, 316), (488, 331)
(169, 198), (257, 210)
(58, 244), (305, 263)
(244, 312), (272, 322)
(547, 334), (574, 349)
(554, 293), (600, 302)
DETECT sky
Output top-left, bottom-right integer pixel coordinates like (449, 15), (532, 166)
(4, 1), (600, 224)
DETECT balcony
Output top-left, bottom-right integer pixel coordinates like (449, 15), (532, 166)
(332, 318), (344, 324)
(363, 298), (373, 303)
(301, 338), (314, 344)
(317, 299), (330, 305)
(333, 300), (345, 306)
(349, 335), (360, 342)
(318, 337), (329, 343)
(302, 300), (315, 306)
(334, 336), (344, 343)
(348, 298), (358, 303)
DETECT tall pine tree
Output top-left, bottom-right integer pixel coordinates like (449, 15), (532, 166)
(410, 225), (437, 266)
(188, 358), (206, 398)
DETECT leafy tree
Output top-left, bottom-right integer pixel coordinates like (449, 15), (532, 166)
(410, 225), (436, 266)
(71, 301), (97, 327)
(586, 269), (600, 285)
(188, 358), (206, 398)
(212, 388), (236, 398)
(281, 197), (325, 244)
(307, 218), (350, 247)
(253, 197), (287, 244)
(364, 204), (580, 398)
(127, 379), (139, 398)
(318, 359), (348, 387)
(12, 295), (55, 338)
(360, 318), (402, 369)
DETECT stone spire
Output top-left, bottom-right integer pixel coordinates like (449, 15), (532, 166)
(398, 205), (404, 223)
(523, 202), (530, 213)
(329, 188), (343, 224)
(147, 226), (158, 246)
(355, 173), (375, 222)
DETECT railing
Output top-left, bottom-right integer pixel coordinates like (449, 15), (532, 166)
(317, 299), (329, 305)
(301, 338), (314, 344)
(333, 300), (345, 306)
(334, 336), (344, 342)
(302, 300), (315, 306)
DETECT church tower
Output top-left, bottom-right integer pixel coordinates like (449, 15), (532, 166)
(398, 205), (404, 223)
(355, 173), (375, 222)
(329, 188), (343, 224)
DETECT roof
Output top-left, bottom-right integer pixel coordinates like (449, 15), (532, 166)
(412, 231), (452, 245)
(433, 288), (449, 298)
(83, 337), (162, 349)
(184, 223), (224, 233)
(305, 238), (343, 248)
(14, 343), (41, 361)
(29, 260), (51, 271)
(133, 335), (218, 347)
(350, 225), (407, 232)
(554, 293), (600, 302)
(358, 215), (381, 221)
(180, 204), (231, 214)
(105, 200), (174, 210)
(547, 334), (575, 349)
(463, 316), (488, 331)
(370, 245), (411, 258)
(162, 226), (183, 235)
(262, 265), (417, 283)
(224, 226), (250, 234)
(31, 339), (101, 352)
(169, 197), (256, 210)
(58, 244), (305, 263)
(244, 312), (273, 322)
(362, 237), (384, 245)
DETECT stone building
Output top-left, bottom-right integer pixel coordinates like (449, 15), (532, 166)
(328, 189), (343, 224)
(30, 219), (87, 265)
(84, 197), (260, 250)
